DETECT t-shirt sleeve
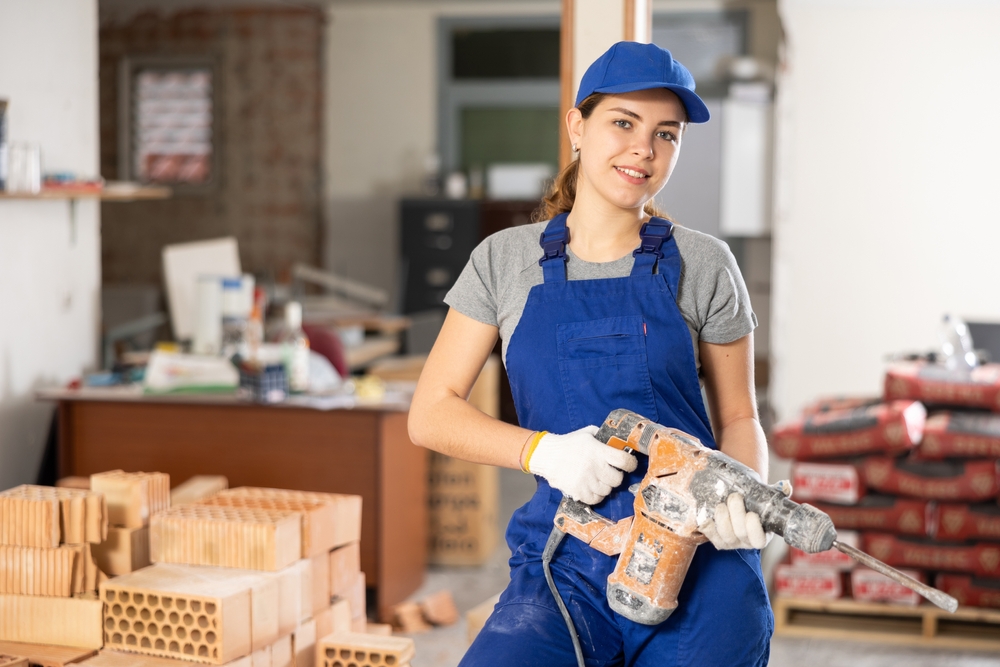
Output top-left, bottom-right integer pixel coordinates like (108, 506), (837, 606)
(682, 233), (758, 345)
(444, 239), (499, 327)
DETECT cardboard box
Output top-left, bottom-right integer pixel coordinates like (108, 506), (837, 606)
(812, 497), (934, 537)
(774, 564), (843, 600)
(885, 361), (1000, 411)
(918, 411), (1000, 459)
(851, 567), (924, 606)
(791, 461), (864, 504)
(862, 457), (999, 501)
(772, 400), (925, 460)
(863, 533), (1000, 578)
(428, 453), (499, 566)
(790, 530), (858, 570)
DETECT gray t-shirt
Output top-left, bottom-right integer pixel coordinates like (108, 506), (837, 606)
(444, 221), (756, 372)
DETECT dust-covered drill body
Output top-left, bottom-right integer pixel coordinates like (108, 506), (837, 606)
(554, 409), (837, 624)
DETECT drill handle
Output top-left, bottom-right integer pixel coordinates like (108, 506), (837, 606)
(595, 409), (655, 455)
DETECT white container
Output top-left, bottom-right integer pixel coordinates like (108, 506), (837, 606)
(192, 276), (222, 355)
(6, 142), (41, 193)
(486, 163), (554, 200)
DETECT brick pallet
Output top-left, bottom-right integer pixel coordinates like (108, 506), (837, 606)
(773, 596), (1000, 651)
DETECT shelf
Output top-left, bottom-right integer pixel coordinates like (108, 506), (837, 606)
(0, 181), (171, 202)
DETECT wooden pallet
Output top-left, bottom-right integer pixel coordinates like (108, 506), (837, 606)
(774, 596), (1000, 651)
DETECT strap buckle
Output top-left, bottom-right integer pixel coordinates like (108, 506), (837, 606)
(632, 220), (672, 260)
(538, 229), (568, 266)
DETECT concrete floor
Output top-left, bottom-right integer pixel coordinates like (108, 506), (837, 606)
(398, 468), (1000, 667)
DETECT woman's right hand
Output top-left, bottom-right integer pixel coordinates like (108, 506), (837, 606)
(526, 426), (638, 505)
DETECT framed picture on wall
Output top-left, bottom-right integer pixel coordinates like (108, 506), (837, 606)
(117, 56), (219, 192)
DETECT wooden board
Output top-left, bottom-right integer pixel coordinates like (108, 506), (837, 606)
(0, 595), (103, 648)
(774, 596), (1000, 652)
(0, 642), (95, 667)
(78, 650), (251, 667)
(150, 505), (301, 572)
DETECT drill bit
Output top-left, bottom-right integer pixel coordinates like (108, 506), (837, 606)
(833, 540), (959, 613)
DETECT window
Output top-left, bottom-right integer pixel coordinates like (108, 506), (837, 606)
(438, 19), (561, 175)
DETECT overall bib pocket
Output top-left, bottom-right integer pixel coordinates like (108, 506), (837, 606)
(557, 316), (659, 428)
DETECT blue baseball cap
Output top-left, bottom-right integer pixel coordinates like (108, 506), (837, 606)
(575, 41), (710, 123)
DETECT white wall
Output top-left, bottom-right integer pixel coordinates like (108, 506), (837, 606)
(324, 0), (560, 200)
(322, 0), (559, 297)
(0, 0), (102, 488)
(771, 0), (1000, 421)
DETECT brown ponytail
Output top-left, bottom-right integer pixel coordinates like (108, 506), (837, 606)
(533, 93), (668, 223)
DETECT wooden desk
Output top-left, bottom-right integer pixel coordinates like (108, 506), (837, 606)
(40, 388), (427, 621)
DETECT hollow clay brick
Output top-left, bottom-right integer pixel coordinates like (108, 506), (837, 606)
(326, 544), (359, 600)
(362, 625), (391, 637)
(314, 600), (350, 641)
(344, 574), (365, 624)
(91, 472), (170, 530)
(0, 486), (106, 548)
(0, 545), (77, 597)
(309, 554), (330, 617)
(150, 505), (301, 571)
(418, 590), (458, 627)
(56, 478), (91, 491)
(93, 527), (150, 576)
(272, 564), (302, 638)
(170, 478), (228, 508)
(291, 561), (311, 625)
(0, 641), (96, 667)
(291, 620), (315, 667)
(100, 563), (284, 664)
(389, 603), (429, 634)
(204, 490), (361, 556)
(271, 636), (292, 667)
(0, 594), (103, 648)
(315, 632), (414, 667)
(250, 647), (269, 667)
(0, 655), (28, 667)
(348, 619), (365, 634)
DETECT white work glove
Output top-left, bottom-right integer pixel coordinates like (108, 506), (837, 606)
(697, 480), (793, 550)
(527, 426), (638, 505)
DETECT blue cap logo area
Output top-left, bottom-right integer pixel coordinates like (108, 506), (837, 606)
(575, 41), (711, 123)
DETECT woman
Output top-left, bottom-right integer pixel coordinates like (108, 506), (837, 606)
(409, 41), (773, 666)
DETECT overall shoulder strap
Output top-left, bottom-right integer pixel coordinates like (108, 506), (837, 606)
(538, 213), (570, 283)
(630, 218), (674, 276)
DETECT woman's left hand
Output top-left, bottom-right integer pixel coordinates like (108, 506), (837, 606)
(697, 481), (792, 550)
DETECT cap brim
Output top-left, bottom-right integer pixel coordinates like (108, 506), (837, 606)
(592, 81), (711, 123)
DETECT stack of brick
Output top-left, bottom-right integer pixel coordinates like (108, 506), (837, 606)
(772, 361), (1000, 609)
(91, 472), (169, 577)
(129, 485), (375, 667)
(0, 484), (109, 648)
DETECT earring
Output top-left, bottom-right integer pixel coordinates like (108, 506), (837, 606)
(572, 143), (579, 152)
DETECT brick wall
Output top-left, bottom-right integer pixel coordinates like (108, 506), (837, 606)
(99, 7), (323, 285)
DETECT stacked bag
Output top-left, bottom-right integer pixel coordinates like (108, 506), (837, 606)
(771, 359), (1000, 609)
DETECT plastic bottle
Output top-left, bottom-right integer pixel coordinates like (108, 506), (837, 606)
(938, 314), (976, 371)
(281, 301), (310, 393)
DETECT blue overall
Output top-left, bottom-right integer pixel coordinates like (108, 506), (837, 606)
(460, 214), (772, 667)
